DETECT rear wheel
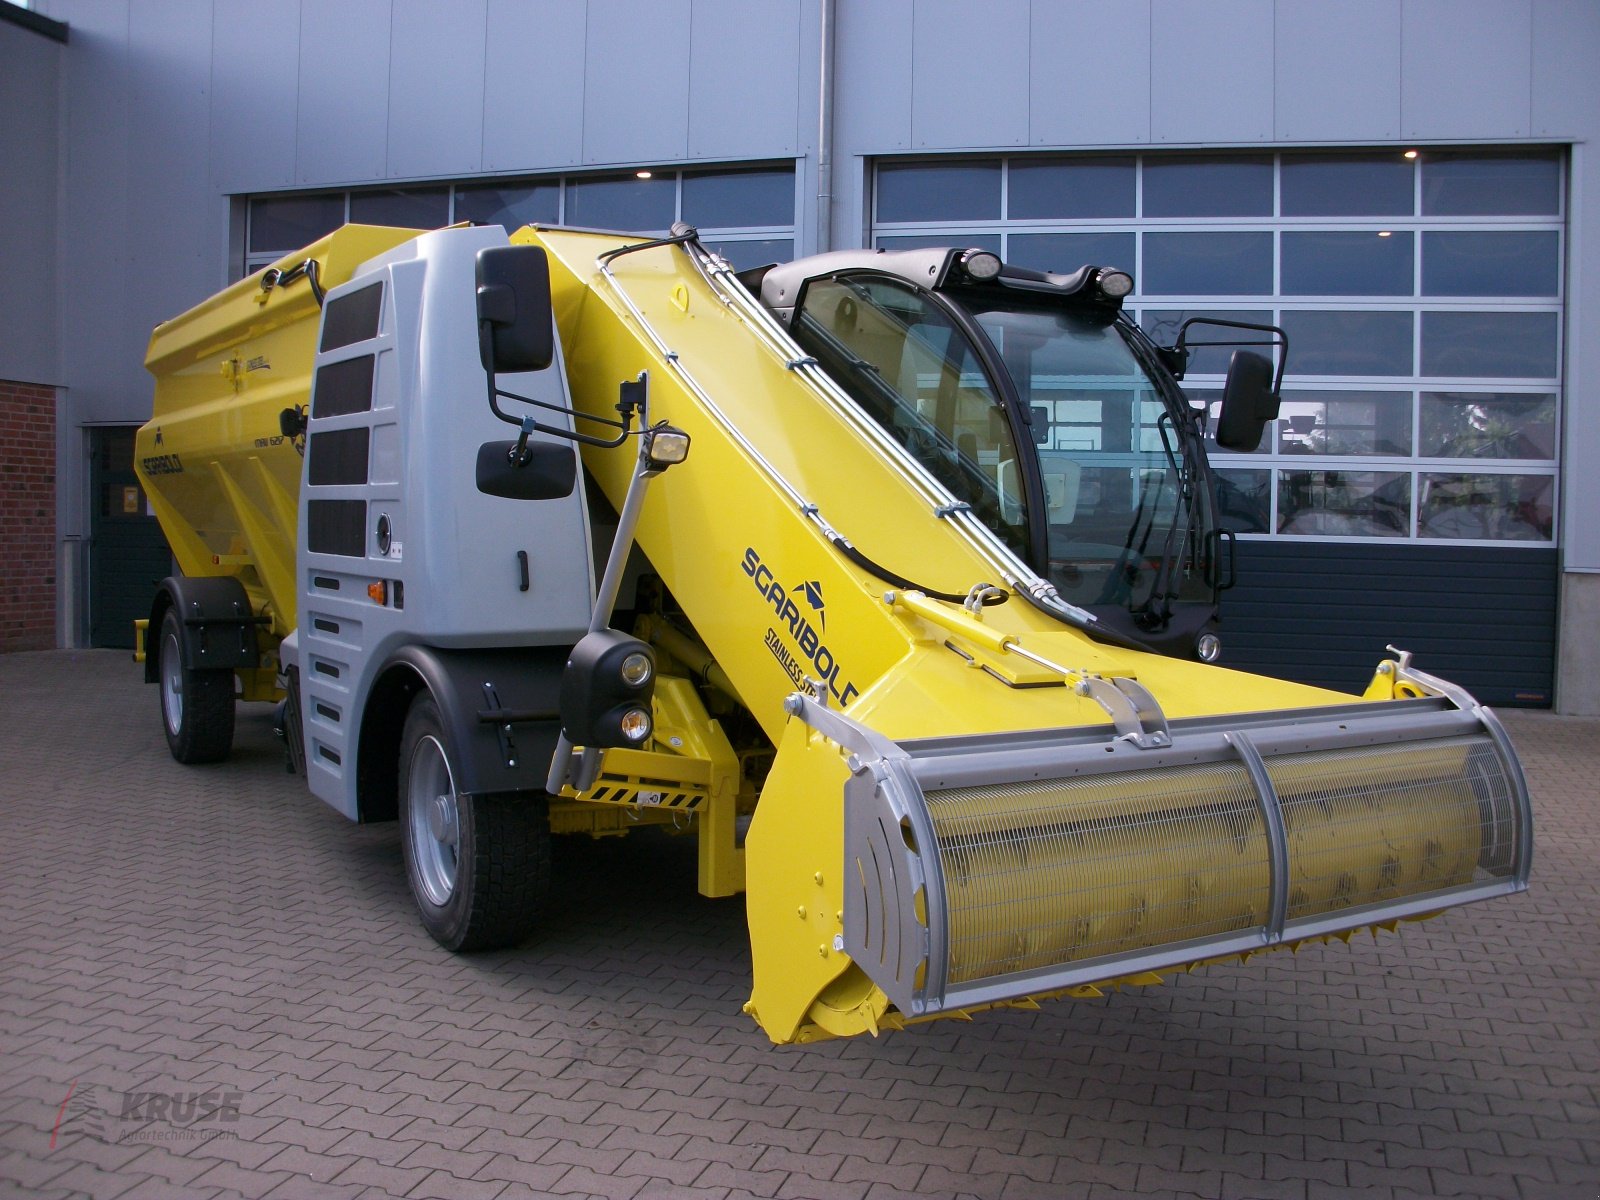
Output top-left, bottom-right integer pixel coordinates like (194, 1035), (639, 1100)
(399, 693), (551, 951)
(158, 607), (235, 764)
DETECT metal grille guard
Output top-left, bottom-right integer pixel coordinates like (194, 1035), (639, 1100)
(787, 682), (1532, 1020)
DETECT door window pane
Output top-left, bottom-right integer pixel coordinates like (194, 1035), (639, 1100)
(1275, 391), (1412, 456)
(454, 182), (560, 230)
(1007, 233), (1135, 276)
(1421, 312), (1558, 379)
(1420, 392), (1556, 459)
(1419, 473), (1552, 540)
(566, 175), (676, 232)
(1280, 310), (1413, 376)
(1280, 154), (1415, 216)
(1422, 231), (1560, 297)
(1008, 157), (1136, 219)
(702, 237), (793, 271)
(1142, 156), (1273, 217)
(1142, 232), (1273, 295)
(1281, 231), (1414, 296)
(1278, 470), (1410, 536)
(1215, 469), (1272, 533)
(349, 188), (449, 229)
(249, 194), (344, 253)
(1421, 151), (1562, 216)
(1139, 309), (1273, 375)
(682, 168), (795, 228)
(877, 161), (1001, 222)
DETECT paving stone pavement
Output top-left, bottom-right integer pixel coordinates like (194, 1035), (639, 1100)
(0, 649), (1596, 1200)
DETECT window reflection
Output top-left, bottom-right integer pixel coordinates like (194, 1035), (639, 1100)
(1007, 233), (1135, 277)
(1280, 310), (1413, 376)
(682, 168), (794, 228)
(1281, 231), (1414, 296)
(1275, 391), (1412, 456)
(1278, 471), (1410, 537)
(1008, 157), (1135, 219)
(1139, 309), (1273, 375)
(454, 182), (560, 230)
(349, 188), (449, 229)
(1280, 154), (1414, 216)
(1142, 156), (1273, 217)
(1214, 468), (1271, 533)
(877, 161), (1001, 223)
(1422, 231), (1559, 297)
(249, 194), (344, 253)
(1420, 393), (1556, 460)
(566, 175), (675, 232)
(1143, 233), (1273, 296)
(1421, 151), (1561, 216)
(1419, 473), (1552, 540)
(1421, 312), (1558, 379)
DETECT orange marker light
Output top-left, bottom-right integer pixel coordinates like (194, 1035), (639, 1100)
(367, 580), (387, 605)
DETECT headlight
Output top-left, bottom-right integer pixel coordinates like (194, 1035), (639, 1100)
(960, 250), (1003, 281)
(619, 707), (652, 743)
(1098, 268), (1134, 299)
(644, 425), (691, 468)
(620, 651), (653, 687)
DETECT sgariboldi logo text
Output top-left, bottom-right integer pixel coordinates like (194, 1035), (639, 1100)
(741, 547), (859, 706)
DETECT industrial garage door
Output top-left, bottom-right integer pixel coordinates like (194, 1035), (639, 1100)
(870, 149), (1563, 705)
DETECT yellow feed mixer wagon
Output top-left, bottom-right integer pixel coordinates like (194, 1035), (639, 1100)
(135, 221), (1532, 1044)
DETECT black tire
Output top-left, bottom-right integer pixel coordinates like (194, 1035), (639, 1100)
(157, 607), (235, 764)
(398, 693), (551, 951)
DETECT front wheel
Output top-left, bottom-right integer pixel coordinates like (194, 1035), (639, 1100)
(398, 693), (551, 951)
(158, 607), (235, 764)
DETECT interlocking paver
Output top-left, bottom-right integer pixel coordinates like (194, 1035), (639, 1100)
(2, 651), (1598, 1200)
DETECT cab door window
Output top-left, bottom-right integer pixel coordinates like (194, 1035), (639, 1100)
(792, 276), (1030, 558)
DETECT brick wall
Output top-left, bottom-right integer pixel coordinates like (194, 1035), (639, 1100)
(0, 380), (56, 651)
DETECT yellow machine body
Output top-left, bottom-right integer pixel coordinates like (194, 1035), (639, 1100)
(135, 222), (1531, 1045)
(137, 226), (422, 653)
(525, 228), (1529, 1043)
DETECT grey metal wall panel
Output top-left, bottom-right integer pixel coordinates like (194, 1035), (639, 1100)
(208, 0), (298, 193)
(911, 0), (1029, 149)
(582, 0), (691, 165)
(836, 0), (912, 154)
(388, 0), (487, 180)
(1149, 0), (1273, 144)
(1561, 143), (1599, 571)
(1401, 0), (1531, 139)
(126, 0), (216, 375)
(1273, 0), (1401, 142)
(0, 22), (62, 385)
(51, 0), (134, 417)
(1223, 542), (1557, 707)
(482, 0), (586, 171)
(1029, 1), (1151, 148)
(688, 0), (801, 159)
(297, 0), (393, 184)
(1532, 0), (1600, 137)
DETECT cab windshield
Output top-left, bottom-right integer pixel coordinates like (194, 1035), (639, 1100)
(965, 299), (1215, 616)
(791, 274), (1214, 623)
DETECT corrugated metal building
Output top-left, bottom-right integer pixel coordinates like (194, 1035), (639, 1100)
(2, 0), (1597, 711)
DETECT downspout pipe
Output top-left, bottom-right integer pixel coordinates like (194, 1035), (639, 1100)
(816, 0), (837, 255)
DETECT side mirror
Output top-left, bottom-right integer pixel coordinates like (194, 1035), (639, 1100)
(476, 246), (554, 374)
(1215, 350), (1280, 452)
(475, 440), (577, 500)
